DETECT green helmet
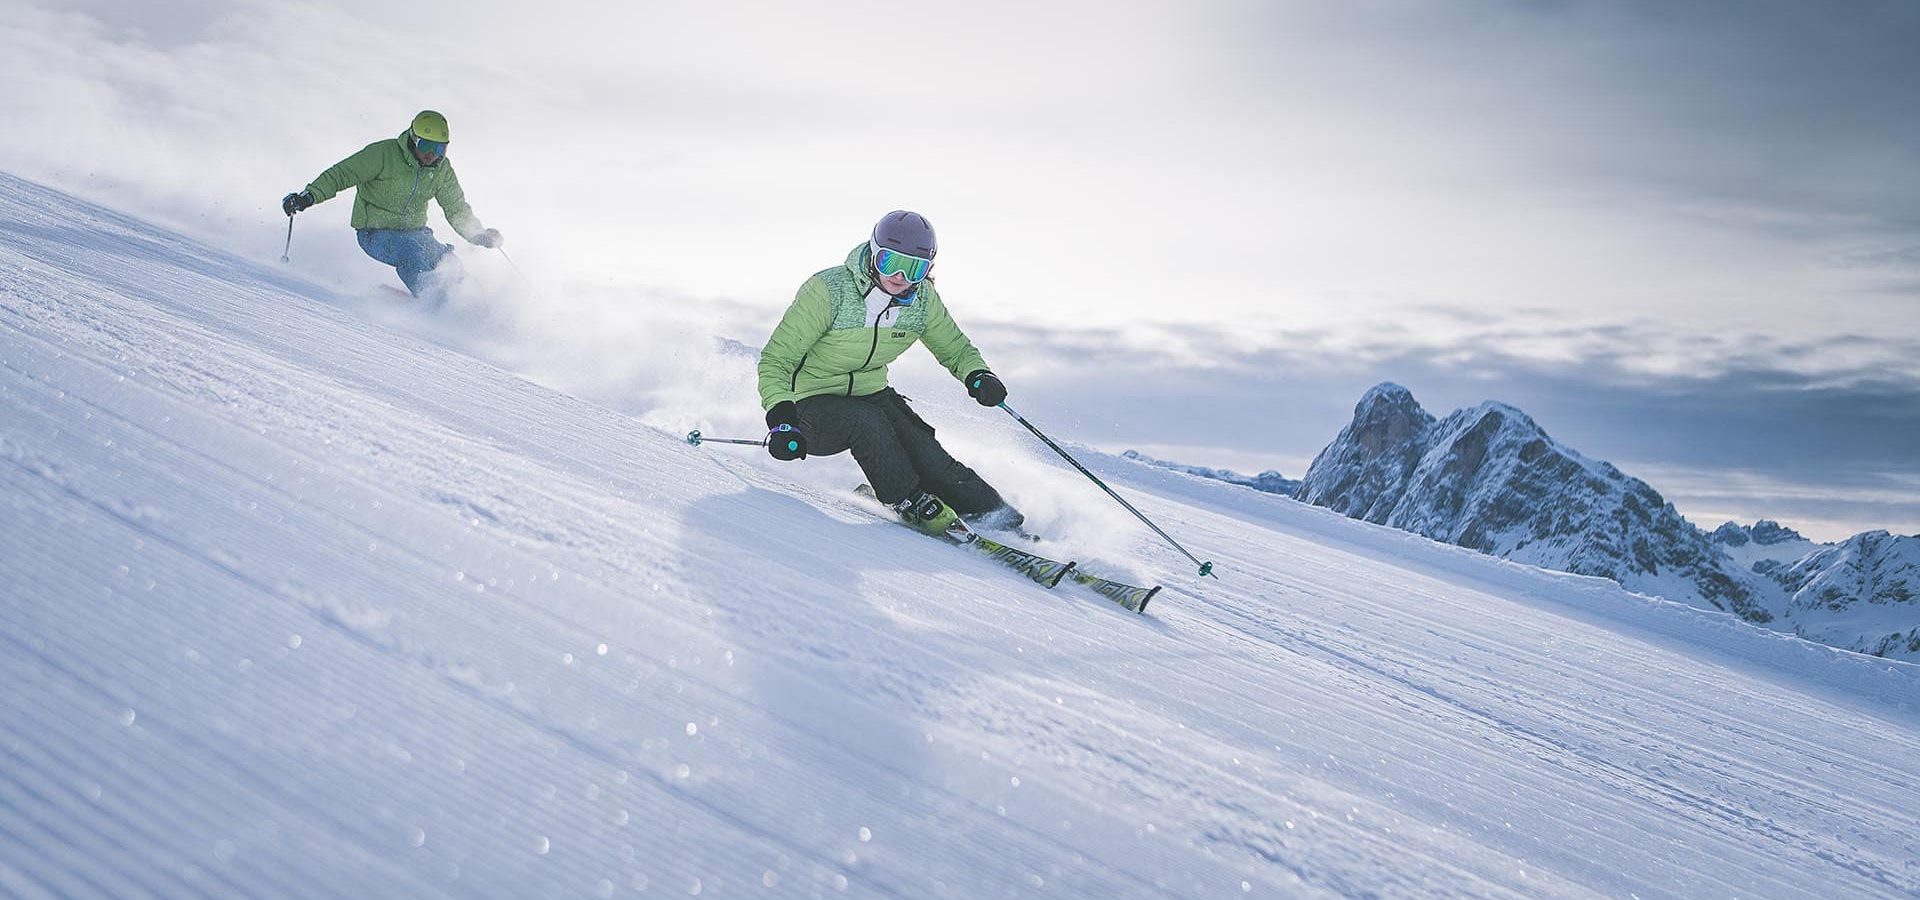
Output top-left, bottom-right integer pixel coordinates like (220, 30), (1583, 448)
(410, 110), (450, 143)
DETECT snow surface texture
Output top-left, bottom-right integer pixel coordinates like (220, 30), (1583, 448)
(1292, 383), (1920, 660)
(3, 171), (1919, 898)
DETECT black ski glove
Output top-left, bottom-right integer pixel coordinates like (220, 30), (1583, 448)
(965, 369), (1006, 407)
(472, 228), (504, 249)
(765, 401), (807, 461)
(767, 424), (807, 461)
(281, 191), (314, 216)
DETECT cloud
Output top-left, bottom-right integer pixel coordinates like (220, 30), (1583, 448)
(967, 312), (1920, 541)
(1622, 462), (1920, 542)
(1197, 2), (1920, 340)
(13, 0), (1911, 337)
(6, 0), (1916, 543)
(1230, 2), (1920, 223)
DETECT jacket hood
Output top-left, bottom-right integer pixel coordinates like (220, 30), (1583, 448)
(842, 242), (876, 293)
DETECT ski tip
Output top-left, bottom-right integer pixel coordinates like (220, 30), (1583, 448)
(1138, 585), (1161, 614)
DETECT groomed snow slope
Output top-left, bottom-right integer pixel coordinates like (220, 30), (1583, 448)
(3, 172), (1918, 899)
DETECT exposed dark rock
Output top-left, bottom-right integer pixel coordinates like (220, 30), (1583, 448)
(1298, 385), (1768, 621)
(1136, 381), (1919, 659)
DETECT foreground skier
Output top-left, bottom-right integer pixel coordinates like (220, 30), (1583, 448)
(758, 210), (1024, 535)
(280, 110), (503, 304)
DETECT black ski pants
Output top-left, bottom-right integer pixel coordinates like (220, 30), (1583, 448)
(796, 389), (1008, 514)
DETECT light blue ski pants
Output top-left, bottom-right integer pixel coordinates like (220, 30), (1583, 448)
(356, 228), (461, 301)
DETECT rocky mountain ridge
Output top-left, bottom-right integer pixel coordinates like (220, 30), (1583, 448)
(1120, 450), (1302, 496)
(1132, 383), (1920, 660)
(1295, 383), (1769, 621)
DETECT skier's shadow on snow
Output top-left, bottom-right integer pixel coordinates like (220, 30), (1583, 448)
(680, 488), (951, 809)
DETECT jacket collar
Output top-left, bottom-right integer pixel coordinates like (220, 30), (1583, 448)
(396, 130), (444, 169)
(841, 242), (875, 293)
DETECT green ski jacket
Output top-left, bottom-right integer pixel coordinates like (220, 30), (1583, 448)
(303, 132), (486, 240)
(759, 243), (990, 411)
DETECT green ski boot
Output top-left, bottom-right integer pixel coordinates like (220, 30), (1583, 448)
(892, 489), (968, 540)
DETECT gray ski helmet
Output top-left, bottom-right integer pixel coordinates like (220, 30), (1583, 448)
(872, 210), (937, 258)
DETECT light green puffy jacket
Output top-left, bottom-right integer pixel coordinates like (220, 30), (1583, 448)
(758, 243), (990, 411)
(303, 132), (486, 240)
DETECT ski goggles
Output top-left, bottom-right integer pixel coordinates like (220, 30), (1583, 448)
(871, 244), (933, 283)
(413, 136), (448, 158)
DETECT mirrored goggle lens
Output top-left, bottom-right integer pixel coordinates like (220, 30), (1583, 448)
(874, 247), (932, 282)
(415, 137), (447, 157)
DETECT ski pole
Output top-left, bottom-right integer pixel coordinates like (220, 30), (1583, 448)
(280, 215), (294, 263)
(686, 430), (767, 447)
(498, 247), (522, 274)
(998, 402), (1217, 579)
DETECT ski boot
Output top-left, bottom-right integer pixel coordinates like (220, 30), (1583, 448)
(892, 489), (970, 541)
(962, 503), (1028, 538)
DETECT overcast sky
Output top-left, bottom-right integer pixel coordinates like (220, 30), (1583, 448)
(3, 0), (1917, 540)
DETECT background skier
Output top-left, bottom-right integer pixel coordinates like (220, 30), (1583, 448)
(280, 110), (502, 302)
(758, 210), (1024, 535)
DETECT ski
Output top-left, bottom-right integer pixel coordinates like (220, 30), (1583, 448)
(1066, 569), (1159, 614)
(854, 485), (1073, 588)
(854, 485), (1159, 612)
(965, 533), (1077, 589)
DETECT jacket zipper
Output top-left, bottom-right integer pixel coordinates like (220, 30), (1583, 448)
(851, 301), (902, 395)
(401, 145), (438, 223)
(402, 168), (425, 215)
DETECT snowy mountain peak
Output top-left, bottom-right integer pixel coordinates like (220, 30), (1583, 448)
(1780, 531), (1920, 608)
(1461, 399), (1540, 430)
(1751, 519), (1806, 545)
(1769, 530), (1920, 656)
(1300, 384), (1769, 622)
(1357, 379), (1418, 409)
(1713, 519), (1807, 547)
(1294, 382), (1437, 520)
(1712, 522), (1753, 546)
(1117, 379), (1917, 660)
(1293, 384), (1920, 657)
(1348, 381), (1436, 449)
